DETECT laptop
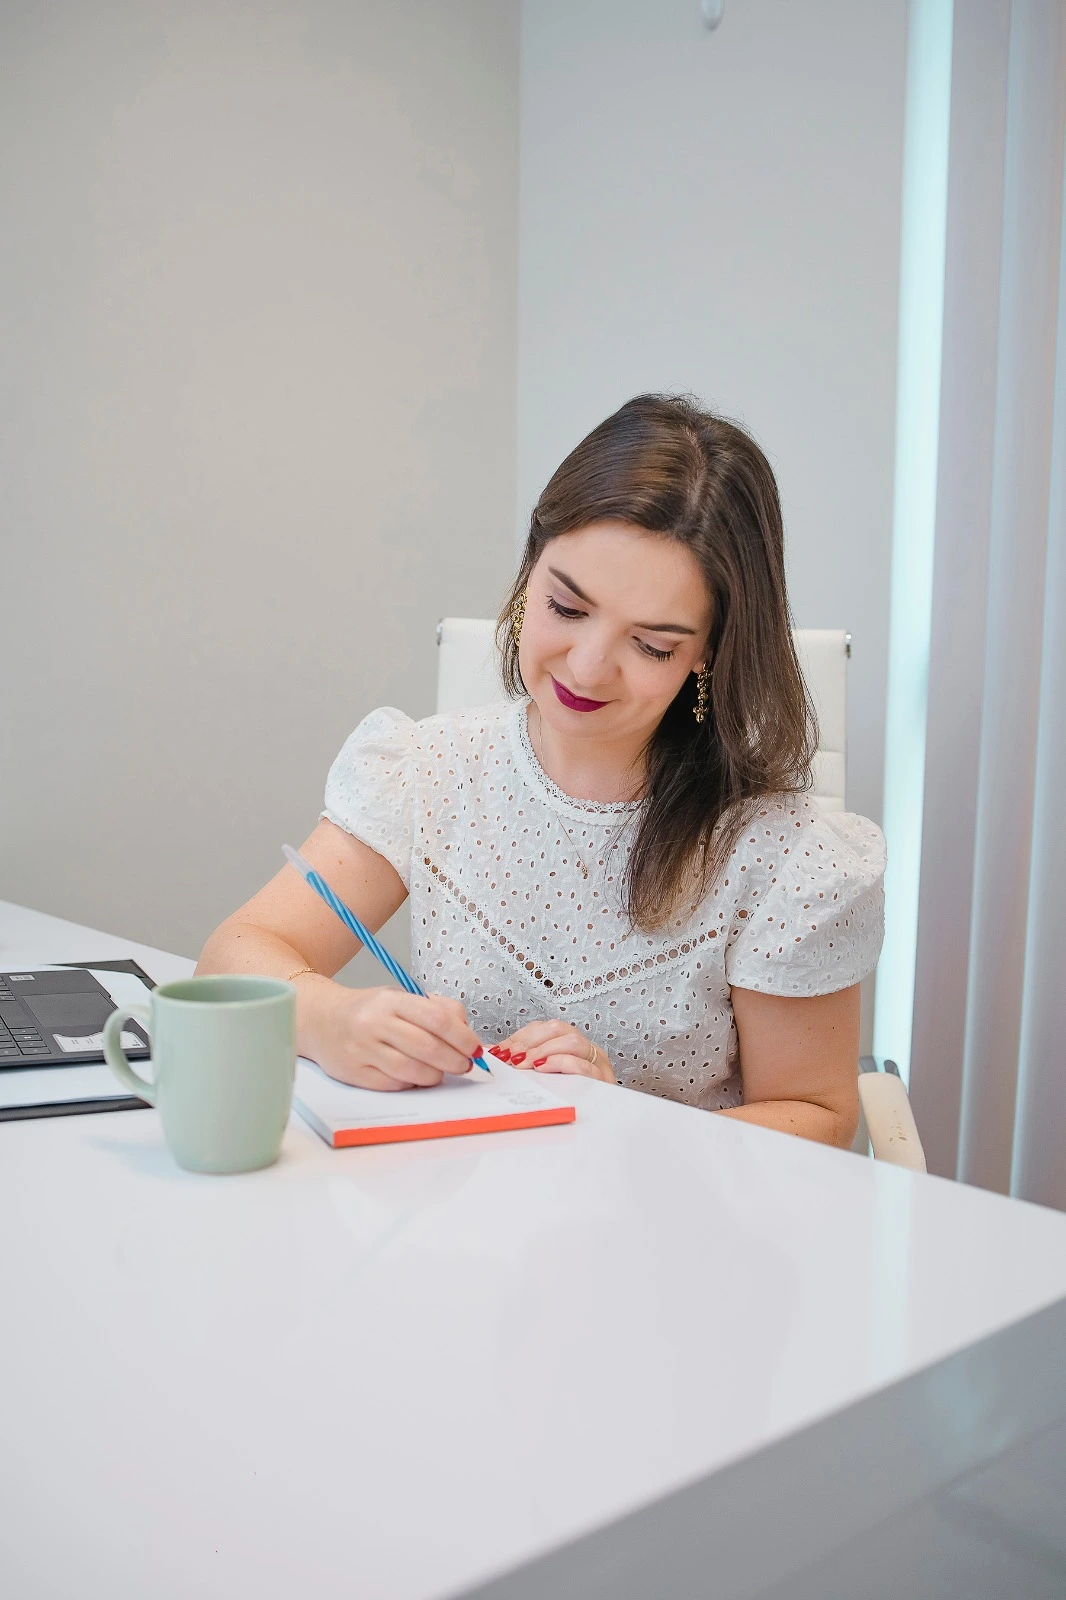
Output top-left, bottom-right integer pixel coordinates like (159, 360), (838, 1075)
(0, 968), (151, 1069)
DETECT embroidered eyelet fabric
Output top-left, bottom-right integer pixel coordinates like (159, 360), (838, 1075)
(322, 699), (886, 1112)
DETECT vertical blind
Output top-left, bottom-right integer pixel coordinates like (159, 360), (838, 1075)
(908, 0), (1066, 1209)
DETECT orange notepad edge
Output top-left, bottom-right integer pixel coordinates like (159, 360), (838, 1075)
(328, 1104), (576, 1148)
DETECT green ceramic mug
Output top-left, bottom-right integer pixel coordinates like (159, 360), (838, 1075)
(102, 975), (296, 1174)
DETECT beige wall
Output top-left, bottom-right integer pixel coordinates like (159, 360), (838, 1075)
(1, 1), (520, 975)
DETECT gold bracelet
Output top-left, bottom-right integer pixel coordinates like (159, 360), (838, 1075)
(283, 965), (317, 983)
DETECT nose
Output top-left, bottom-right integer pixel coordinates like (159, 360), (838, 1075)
(567, 627), (616, 691)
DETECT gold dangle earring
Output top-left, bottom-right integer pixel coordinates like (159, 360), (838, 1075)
(693, 664), (711, 724)
(511, 586), (527, 647)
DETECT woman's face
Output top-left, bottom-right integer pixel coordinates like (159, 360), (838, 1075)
(520, 522), (713, 746)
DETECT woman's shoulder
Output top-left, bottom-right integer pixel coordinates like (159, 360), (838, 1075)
(731, 792), (886, 874)
(328, 698), (516, 779)
(718, 791), (886, 995)
(321, 700), (517, 881)
(412, 698), (516, 748)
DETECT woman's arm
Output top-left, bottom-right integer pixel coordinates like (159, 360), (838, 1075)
(197, 818), (481, 1088)
(720, 984), (861, 1147)
(498, 986), (860, 1144)
(197, 818), (406, 988)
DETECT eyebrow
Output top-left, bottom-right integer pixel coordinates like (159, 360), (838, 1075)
(547, 567), (699, 635)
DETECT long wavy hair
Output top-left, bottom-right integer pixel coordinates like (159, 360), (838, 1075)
(496, 394), (817, 933)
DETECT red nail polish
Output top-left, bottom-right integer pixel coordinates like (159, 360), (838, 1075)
(510, 1052), (526, 1065)
(532, 1056), (547, 1067)
(488, 1046), (503, 1058)
(498, 1048), (512, 1060)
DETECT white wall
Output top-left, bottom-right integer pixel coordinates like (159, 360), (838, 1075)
(0, 1), (520, 974)
(517, 0), (907, 842)
(3, 0), (907, 1042)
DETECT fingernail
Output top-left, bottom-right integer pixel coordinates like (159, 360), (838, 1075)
(532, 1056), (547, 1067)
(498, 1048), (512, 1060)
(488, 1046), (503, 1058)
(510, 1052), (527, 1065)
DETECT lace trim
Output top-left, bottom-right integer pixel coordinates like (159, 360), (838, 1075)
(509, 699), (644, 822)
(421, 854), (722, 999)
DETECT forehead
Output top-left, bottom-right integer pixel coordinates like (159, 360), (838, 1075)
(537, 523), (710, 618)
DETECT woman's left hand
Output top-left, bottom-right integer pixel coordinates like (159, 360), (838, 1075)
(489, 1021), (617, 1084)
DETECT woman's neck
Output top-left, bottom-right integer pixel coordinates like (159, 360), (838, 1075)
(526, 700), (646, 805)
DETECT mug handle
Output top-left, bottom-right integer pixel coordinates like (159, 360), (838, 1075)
(102, 1006), (156, 1104)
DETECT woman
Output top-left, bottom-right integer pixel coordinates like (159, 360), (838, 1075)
(198, 395), (885, 1146)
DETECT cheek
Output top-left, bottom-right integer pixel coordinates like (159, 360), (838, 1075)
(611, 661), (683, 709)
(524, 614), (569, 661)
(639, 658), (695, 704)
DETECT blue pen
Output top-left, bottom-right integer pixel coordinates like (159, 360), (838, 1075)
(281, 845), (492, 1072)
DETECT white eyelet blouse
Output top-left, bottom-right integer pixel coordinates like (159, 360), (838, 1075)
(322, 698), (886, 1112)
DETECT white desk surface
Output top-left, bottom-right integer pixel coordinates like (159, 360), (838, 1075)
(2, 899), (1066, 1600)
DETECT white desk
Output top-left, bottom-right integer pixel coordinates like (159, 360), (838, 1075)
(2, 899), (1066, 1599)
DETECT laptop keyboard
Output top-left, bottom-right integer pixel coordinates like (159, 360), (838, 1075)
(0, 978), (50, 1058)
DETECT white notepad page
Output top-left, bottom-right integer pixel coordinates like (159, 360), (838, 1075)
(293, 1056), (576, 1145)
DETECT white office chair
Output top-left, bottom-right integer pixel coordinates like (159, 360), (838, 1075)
(435, 618), (926, 1170)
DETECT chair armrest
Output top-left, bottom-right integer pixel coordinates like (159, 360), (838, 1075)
(856, 1067), (928, 1172)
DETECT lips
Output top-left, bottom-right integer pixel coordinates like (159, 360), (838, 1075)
(551, 676), (610, 712)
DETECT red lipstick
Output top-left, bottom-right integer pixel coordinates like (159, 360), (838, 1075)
(552, 676), (609, 712)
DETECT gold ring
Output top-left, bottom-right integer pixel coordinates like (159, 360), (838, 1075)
(586, 1039), (597, 1065)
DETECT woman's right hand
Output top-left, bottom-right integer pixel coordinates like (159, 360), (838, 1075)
(302, 981), (484, 1092)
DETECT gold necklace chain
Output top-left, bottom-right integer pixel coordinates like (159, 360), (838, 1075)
(555, 811), (631, 882)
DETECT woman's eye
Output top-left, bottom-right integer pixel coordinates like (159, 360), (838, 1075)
(547, 592), (672, 659)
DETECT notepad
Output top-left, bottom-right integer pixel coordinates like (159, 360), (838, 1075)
(293, 1057), (577, 1148)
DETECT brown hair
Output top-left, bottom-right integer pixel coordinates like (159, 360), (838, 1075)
(496, 394), (817, 933)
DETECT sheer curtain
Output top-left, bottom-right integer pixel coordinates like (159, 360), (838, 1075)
(908, 0), (1066, 1209)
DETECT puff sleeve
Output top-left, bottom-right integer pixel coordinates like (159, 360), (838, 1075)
(321, 706), (419, 888)
(724, 797), (886, 996)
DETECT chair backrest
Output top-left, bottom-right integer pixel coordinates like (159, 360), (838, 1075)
(793, 629), (848, 810)
(436, 619), (849, 808)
